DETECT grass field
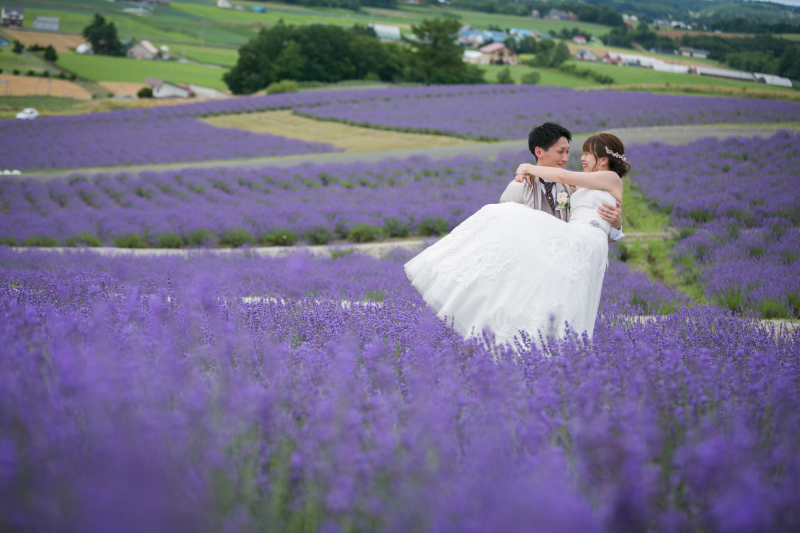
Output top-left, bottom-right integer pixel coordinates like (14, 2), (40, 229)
(153, 42), (239, 67)
(56, 54), (228, 90)
(203, 110), (477, 152)
(572, 61), (796, 91)
(0, 48), (37, 73)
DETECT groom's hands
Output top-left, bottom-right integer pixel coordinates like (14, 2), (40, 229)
(599, 201), (622, 229)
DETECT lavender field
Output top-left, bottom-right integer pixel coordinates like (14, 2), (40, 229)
(0, 115), (337, 171)
(3, 248), (798, 532)
(633, 131), (800, 318)
(296, 87), (800, 140)
(4, 86), (800, 170)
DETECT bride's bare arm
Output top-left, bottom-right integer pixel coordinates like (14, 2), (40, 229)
(515, 164), (622, 202)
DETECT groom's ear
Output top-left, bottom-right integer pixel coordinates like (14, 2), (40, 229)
(533, 147), (542, 160)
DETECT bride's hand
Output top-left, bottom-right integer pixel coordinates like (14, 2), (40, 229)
(516, 164), (536, 177)
(515, 173), (533, 185)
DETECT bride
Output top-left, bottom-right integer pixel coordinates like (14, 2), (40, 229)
(404, 133), (630, 346)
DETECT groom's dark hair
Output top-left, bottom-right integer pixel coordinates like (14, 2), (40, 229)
(528, 122), (572, 160)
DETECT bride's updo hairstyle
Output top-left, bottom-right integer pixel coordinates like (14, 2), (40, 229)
(582, 133), (630, 178)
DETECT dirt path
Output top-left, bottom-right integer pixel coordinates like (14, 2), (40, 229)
(12, 239), (429, 258)
(15, 124), (800, 181)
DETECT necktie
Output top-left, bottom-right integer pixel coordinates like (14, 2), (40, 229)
(543, 181), (556, 212)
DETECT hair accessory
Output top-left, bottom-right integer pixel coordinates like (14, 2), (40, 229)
(605, 146), (627, 162)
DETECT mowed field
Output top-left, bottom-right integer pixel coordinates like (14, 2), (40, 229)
(202, 110), (478, 152)
(152, 42), (240, 67)
(56, 54), (228, 90)
(2, 29), (85, 53)
(0, 74), (92, 100)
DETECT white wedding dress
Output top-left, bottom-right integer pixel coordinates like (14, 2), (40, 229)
(405, 188), (613, 345)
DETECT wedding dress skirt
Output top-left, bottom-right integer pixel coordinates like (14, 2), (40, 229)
(405, 188), (613, 345)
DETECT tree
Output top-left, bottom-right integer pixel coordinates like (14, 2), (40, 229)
(405, 18), (484, 85)
(778, 45), (800, 80)
(43, 45), (58, 62)
(12, 41), (24, 54)
(521, 70), (540, 84)
(137, 87), (153, 98)
(496, 67), (514, 84)
(224, 23), (406, 95)
(82, 14), (123, 56)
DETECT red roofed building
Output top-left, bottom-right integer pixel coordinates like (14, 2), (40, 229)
(478, 42), (518, 66)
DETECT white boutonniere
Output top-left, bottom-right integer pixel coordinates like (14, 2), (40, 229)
(556, 191), (570, 211)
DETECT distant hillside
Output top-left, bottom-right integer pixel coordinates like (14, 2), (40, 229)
(582, 0), (800, 24)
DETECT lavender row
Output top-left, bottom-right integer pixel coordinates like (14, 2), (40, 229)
(0, 153), (523, 247)
(631, 131), (800, 318)
(0, 116), (337, 171)
(1, 248), (796, 531)
(298, 86), (800, 139)
(6, 85), (800, 171)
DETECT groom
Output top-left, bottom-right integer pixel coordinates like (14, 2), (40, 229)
(499, 122), (624, 241)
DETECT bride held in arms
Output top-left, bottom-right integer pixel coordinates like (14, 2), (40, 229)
(404, 132), (630, 346)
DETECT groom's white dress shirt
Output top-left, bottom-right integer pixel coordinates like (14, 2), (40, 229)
(537, 179), (624, 242)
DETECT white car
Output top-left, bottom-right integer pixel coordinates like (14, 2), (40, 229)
(16, 108), (39, 120)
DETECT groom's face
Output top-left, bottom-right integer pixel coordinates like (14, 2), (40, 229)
(536, 137), (570, 169)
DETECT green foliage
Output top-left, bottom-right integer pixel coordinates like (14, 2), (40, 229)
(496, 67), (515, 84)
(153, 233), (183, 248)
(601, 27), (633, 49)
(113, 233), (146, 248)
(417, 216), (449, 236)
(220, 229), (255, 247)
(43, 45), (58, 63)
(12, 41), (23, 54)
(266, 79), (299, 95)
(305, 227), (332, 245)
(383, 218), (409, 238)
(0, 237), (17, 247)
(137, 87), (153, 98)
(187, 229), (216, 247)
(406, 18), (486, 86)
(65, 233), (103, 247)
(525, 41), (571, 68)
(559, 63), (614, 84)
(82, 13), (123, 56)
(22, 235), (59, 247)
(520, 70), (541, 85)
(224, 23), (406, 95)
(260, 229), (298, 246)
(347, 223), (383, 243)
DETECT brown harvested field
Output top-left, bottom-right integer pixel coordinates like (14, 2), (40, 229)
(202, 110), (479, 153)
(3, 29), (84, 53)
(98, 81), (148, 97)
(0, 74), (92, 99)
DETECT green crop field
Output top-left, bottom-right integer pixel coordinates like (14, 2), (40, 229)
(569, 61), (796, 91)
(153, 42), (239, 67)
(56, 54), (228, 90)
(0, 49), (38, 73)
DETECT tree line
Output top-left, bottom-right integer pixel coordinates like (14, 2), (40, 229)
(224, 18), (485, 95)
